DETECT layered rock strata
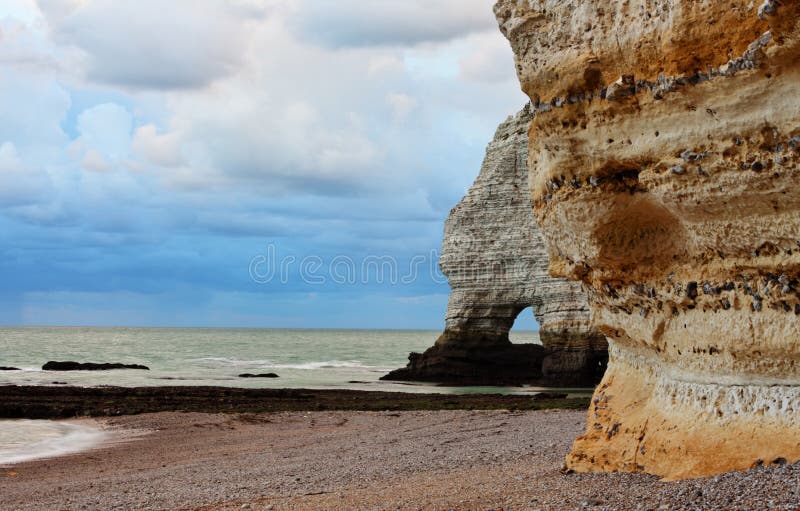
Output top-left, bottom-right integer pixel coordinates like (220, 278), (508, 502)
(495, 0), (800, 479)
(383, 106), (607, 386)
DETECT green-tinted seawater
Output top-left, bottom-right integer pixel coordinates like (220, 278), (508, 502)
(0, 327), (562, 394)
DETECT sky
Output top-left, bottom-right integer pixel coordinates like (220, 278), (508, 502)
(0, 0), (535, 329)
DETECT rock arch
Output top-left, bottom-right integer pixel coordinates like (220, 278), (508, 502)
(383, 105), (607, 386)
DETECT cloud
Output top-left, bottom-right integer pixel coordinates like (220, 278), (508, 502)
(15, 289), (450, 328)
(0, 142), (27, 172)
(166, 110), (384, 196)
(0, 142), (51, 206)
(131, 125), (183, 167)
(76, 103), (132, 160)
(68, 102), (135, 173)
(80, 148), (110, 172)
(459, 31), (517, 84)
(1, 0), (40, 24)
(367, 55), (406, 76)
(288, 0), (496, 48)
(0, 68), (70, 150)
(0, 16), (55, 72)
(40, 0), (263, 89)
(153, 33), (393, 196)
(387, 92), (417, 122)
(0, 0), (530, 327)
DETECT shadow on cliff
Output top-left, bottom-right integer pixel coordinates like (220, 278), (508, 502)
(381, 307), (608, 387)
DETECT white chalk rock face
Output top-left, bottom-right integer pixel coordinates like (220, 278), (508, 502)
(496, 0), (800, 479)
(384, 106), (607, 386)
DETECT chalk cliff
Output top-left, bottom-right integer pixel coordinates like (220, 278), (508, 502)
(383, 105), (607, 386)
(496, 0), (800, 479)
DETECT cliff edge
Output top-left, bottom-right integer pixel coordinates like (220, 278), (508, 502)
(383, 105), (607, 386)
(496, 0), (800, 479)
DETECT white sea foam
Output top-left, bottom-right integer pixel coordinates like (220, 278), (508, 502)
(0, 420), (109, 466)
(269, 361), (373, 370)
(194, 357), (375, 370)
(193, 357), (276, 367)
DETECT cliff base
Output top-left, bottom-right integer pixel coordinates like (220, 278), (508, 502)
(382, 331), (608, 386)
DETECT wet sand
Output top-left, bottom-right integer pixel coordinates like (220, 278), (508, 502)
(2, 410), (799, 511)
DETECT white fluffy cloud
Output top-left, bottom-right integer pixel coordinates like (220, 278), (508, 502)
(64, 102), (135, 173)
(0, 67), (70, 151)
(80, 148), (110, 172)
(459, 31), (518, 84)
(387, 92), (417, 122)
(0, 142), (51, 206)
(39, 0), (264, 89)
(76, 103), (132, 160)
(131, 125), (183, 168)
(1, 0), (38, 21)
(3, 0), (526, 232)
(367, 55), (406, 76)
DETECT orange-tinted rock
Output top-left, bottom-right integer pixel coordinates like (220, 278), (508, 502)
(496, 0), (800, 479)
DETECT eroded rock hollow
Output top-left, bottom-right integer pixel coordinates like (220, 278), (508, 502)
(383, 106), (607, 386)
(495, 0), (800, 479)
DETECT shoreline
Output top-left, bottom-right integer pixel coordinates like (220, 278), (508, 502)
(0, 385), (591, 419)
(3, 410), (799, 510)
(0, 418), (120, 467)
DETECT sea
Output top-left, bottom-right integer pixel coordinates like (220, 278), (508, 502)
(0, 327), (554, 464)
(0, 326), (549, 394)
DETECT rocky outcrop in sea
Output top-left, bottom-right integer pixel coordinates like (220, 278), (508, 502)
(42, 361), (149, 371)
(383, 105), (607, 386)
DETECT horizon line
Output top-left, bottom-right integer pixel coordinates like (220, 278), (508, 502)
(0, 324), (541, 333)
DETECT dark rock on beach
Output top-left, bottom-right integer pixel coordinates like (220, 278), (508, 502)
(0, 385), (590, 419)
(0, 366), (20, 371)
(238, 373), (279, 378)
(532, 392), (568, 400)
(42, 361), (150, 371)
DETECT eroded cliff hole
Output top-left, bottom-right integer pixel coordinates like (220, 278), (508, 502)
(509, 306), (541, 345)
(594, 195), (687, 270)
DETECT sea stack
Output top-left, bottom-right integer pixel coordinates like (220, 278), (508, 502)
(495, 0), (800, 479)
(383, 105), (607, 386)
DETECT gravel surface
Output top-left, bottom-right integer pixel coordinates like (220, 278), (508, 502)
(1, 410), (798, 510)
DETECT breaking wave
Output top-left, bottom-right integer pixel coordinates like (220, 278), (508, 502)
(194, 357), (375, 370)
(0, 420), (109, 466)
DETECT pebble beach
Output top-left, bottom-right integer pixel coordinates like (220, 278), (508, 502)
(2, 409), (798, 511)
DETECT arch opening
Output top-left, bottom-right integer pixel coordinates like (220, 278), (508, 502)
(509, 306), (542, 345)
